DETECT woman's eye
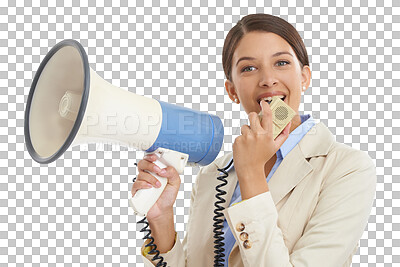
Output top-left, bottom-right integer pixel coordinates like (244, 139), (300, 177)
(276, 61), (290, 67)
(242, 66), (256, 72)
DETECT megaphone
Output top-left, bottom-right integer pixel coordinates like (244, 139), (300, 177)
(24, 39), (224, 217)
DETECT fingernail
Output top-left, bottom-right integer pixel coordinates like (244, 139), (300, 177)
(156, 181), (161, 188)
(153, 165), (161, 172)
(160, 169), (167, 175)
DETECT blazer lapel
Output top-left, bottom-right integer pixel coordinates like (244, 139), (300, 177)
(268, 121), (335, 204)
(268, 146), (313, 205)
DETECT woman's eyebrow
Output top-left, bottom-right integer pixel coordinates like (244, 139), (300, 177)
(272, 51), (293, 57)
(236, 56), (256, 66)
(236, 52), (293, 66)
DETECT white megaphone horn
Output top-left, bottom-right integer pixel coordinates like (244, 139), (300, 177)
(24, 39), (224, 217)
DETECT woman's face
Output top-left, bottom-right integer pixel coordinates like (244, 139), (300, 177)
(225, 31), (311, 120)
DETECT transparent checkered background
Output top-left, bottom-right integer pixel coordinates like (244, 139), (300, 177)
(0, 0), (398, 266)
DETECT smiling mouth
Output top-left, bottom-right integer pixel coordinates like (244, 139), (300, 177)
(258, 95), (286, 105)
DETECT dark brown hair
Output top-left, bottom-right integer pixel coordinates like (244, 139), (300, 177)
(222, 14), (309, 81)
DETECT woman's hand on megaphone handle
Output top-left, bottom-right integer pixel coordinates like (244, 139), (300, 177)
(131, 153), (181, 222)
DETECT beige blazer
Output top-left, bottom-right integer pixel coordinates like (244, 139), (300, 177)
(141, 121), (376, 266)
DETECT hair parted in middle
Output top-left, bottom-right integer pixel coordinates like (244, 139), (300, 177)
(222, 14), (309, 81)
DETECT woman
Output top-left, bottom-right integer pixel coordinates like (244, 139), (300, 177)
(131, 14), (376, 267)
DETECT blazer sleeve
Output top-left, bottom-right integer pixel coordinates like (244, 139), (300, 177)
(223, 150), (377, 267)
(140, 166), (204, 267)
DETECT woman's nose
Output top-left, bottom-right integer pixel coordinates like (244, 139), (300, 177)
(258, 69), (278, 87)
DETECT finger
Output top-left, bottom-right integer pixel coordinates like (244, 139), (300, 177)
(131, 180), (154, 196)
(143, 153), (157, 162)
(137, 157), (164, 175)
(161, 166), (179, 181)
(136, 171), (162, 188)
(240, 124), (251, 135)
(135, 154), (157, 172)
(274, 121), (292, 146)
(260, 100), (273, 131)
(248, 112), (262, 132)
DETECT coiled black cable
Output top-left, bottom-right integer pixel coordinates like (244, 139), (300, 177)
(135, 158), (233, 267)
(138, 216), (167, 267)
(213, 158), (234, 266)
(133, 162), (167, 267)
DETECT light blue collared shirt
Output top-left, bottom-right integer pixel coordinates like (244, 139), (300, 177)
(221, 114), (316, 266)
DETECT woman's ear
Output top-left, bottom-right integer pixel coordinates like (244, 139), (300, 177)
(225, 79), (238, 102)
(301, 65), (311, 92)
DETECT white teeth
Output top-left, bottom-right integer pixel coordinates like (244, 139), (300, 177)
(260, 95), (285, 103)
(261, 97), (273, 102)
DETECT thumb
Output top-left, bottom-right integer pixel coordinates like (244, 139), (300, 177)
(163, 166), (180, 184)
(274, 121), (291, 146)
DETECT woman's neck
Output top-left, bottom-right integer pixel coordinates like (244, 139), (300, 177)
(290, 114), (302, 133)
